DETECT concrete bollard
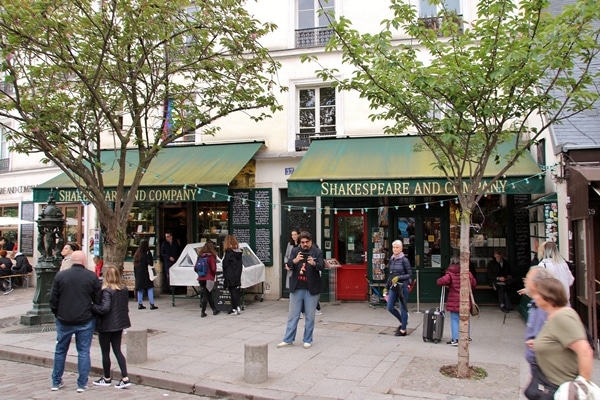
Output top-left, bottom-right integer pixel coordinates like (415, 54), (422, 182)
(126, 329), (147, 364)
(244, 342), (268, 384)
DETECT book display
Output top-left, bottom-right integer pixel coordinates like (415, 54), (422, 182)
(126, 203), (157, 260)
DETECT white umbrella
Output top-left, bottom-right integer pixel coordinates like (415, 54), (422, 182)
(0, 217), (34, 226)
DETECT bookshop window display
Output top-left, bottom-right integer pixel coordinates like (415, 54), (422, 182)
(197, 203), (229, 257)
(126, 203), (156, 260)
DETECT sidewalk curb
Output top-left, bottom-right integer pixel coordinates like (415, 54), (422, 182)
(0, 345), (286, 400)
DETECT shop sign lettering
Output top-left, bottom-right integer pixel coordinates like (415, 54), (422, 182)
(0, 185), (35, 194)
(56, 188), (205, 202)
(320, 180), (508, 196)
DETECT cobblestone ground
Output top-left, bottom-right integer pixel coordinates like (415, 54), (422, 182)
(0, 359), (223, 400)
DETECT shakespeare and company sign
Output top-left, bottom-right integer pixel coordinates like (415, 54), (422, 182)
(32, 186), (227, 203)
(288, 178), (544, 197)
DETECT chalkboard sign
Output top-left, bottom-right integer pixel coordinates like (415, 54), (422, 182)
(512, 194), (531, 275)
(214, 272), (232, 312)
(20, 202), (35, 256)
(232, 192), (250, 226)
(229, 189), (272, 266)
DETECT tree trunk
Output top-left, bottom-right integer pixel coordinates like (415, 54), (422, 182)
(458, 209), (472, 377)
(102, 218), (129, 273)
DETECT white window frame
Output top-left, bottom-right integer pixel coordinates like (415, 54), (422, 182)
(289, 78), (342, 152)
(418, 0), (461, 17)
(297, 0), (335, 30)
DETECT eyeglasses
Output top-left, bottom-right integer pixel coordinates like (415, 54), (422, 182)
(300, 240), (310, 244)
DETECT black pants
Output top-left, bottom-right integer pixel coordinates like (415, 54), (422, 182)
(493, 278), (515, 309)
(98, 331), (128, 379)
(228, 286), (241, 311)
(199, 281), (216, 312)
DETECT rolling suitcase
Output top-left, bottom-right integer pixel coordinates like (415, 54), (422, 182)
(422, 286), (445, 343)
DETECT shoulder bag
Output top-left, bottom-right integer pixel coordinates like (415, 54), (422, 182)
(469, 290), (480, 316)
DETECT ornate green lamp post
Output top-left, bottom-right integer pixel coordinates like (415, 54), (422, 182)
(21, 192), (65, 325)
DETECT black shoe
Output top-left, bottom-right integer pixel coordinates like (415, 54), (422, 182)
(395, 325), (402, 334)
(395, 330), (407, 337)
(150, 304), (158, 310)
(213, 309), (220, 316)
(201, 311), (207, 318)
(501, 306), (508, 313)
(138, 304), (146, 310)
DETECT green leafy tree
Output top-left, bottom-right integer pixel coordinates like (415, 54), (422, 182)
(0, 0), (282, 266)
(306, 0), (599, 376)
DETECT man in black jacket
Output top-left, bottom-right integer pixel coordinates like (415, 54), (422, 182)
(49, 251), (101, 392)
(278, 231), (324, 349)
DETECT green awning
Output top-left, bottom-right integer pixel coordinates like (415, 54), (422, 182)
(288, 136), (544, 197)
(530, 192), (557, 206)
(33, 142), (263, 203)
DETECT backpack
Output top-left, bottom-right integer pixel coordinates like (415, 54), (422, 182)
(195, 255), (209, 278)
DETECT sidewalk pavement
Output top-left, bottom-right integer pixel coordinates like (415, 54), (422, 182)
(1, 287), (599, 400)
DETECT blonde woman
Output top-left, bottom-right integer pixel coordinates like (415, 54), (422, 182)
(91, 266), (132, 389)
(537, 242), (574, 304)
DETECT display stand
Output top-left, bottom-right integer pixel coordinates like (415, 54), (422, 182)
(325, 258), (341, 304)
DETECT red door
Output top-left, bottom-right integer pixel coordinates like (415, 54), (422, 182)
(334, 212), (368, 300)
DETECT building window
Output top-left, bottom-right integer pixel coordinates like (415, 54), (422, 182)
(418, 0), (462, 36)
(296, 87), (336, 151)
(296, 0), (335, 48)
(0, 125), (9, 171)
(162, 98), (196, 144)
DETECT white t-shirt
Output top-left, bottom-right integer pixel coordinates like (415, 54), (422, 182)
(538, 258), (574, 301)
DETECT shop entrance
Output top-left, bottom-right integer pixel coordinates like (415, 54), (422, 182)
(334, 212), (368, 300)
(391, 209), (450, 303)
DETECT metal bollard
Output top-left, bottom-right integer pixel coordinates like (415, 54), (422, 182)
(126, 329), (147, 364)
(244, 342), (268, 384)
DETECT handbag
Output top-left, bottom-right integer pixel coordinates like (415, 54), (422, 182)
(469, 290), (480, 316)
(524, 363), (558, 400)
(148, 265), (157, 281)
(554, 375), (600, 400)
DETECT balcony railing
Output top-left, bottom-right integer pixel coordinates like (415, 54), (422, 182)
(418, 15), (463, 37)
(295, 131), (337, 152)
(295, 27), (334, 48)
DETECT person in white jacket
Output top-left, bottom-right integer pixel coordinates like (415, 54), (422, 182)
(537, 241), (574, 304)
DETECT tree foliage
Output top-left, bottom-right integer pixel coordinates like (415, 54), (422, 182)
(307, 0), (599, 376)
(0, 0), (282, 264)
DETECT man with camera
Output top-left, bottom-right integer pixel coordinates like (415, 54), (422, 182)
(278, 231), (324, 349)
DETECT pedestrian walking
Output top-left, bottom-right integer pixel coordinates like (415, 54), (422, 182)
(278, 231), (323, 349)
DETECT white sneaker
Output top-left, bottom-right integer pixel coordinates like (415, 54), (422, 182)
(315, 310), (323, 316)
(237, 306), (242, 314)
(277, 341), (292, 348)
(303, 342), (312, 349)
(299, 313), (304, 319)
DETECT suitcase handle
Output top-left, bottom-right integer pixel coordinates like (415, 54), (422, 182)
(439, 286), (446, 312)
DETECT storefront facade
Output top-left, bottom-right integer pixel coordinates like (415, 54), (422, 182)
(32, 142), (274, 292)
(287, 136), (545, 303)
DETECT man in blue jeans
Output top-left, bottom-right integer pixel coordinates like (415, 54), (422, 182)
(49, 250), (101, 393)
(278, 231), (324, 349)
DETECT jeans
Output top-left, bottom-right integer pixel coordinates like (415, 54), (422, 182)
(449, 311), (471, 341)
(282, 289), (319, 344)
(52, 318), (95, 389)
(137, 288), (155, 304)
(386, 284), (409, 330)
